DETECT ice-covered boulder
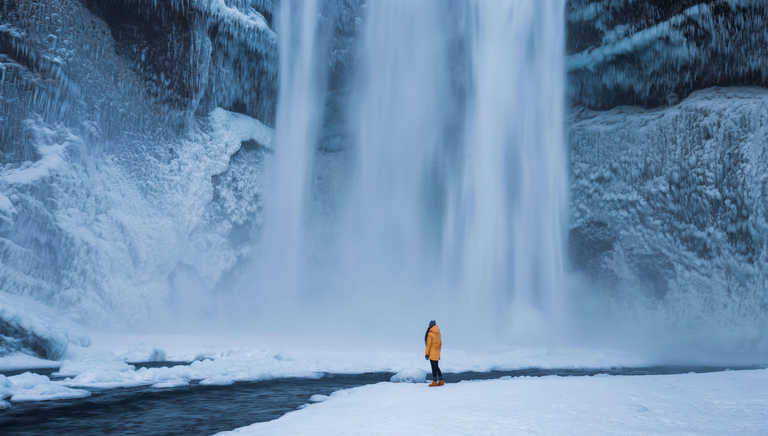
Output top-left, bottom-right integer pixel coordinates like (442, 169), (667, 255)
(0, 292), (89, 360)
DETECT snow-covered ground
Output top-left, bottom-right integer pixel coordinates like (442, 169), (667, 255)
(219, 369), (768, 436)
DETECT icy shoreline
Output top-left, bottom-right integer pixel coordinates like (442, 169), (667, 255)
(2, 330), (765, 408)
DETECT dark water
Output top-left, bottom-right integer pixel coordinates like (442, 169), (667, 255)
(1, 365), (763, 435)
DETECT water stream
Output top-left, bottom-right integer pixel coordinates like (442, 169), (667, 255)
(2, 365), (761, 436)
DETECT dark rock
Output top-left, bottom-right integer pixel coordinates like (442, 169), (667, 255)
(567, 0), (768, 109)
(0, 318), (65, 360)
(568, 220), (618, 279)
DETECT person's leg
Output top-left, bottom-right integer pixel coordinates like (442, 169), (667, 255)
(435, 361), (443, 380)
(430, 360), (438, 381)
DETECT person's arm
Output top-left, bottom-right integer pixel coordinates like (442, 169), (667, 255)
(425, 330), (432, 359)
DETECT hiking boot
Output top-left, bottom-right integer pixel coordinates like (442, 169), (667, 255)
(429, 380), (439, 387)
(438, 379), (445, 386)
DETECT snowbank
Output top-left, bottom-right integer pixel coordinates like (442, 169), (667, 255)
(0, 373), (90, 403)
(219, 369), (768, 435)
(0, 353), (59, 372)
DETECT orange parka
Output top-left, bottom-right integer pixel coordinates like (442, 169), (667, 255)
(425, 324), (442, 361)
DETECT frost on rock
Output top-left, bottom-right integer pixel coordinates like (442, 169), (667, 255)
(568, 87), (768, 347)
(566, 0), (768, 108)
(0, 293), (89, 359)
(0, 0), (276, 325)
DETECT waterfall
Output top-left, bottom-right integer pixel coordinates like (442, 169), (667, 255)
(457, 1), (568, 340)
(255, 0), (567, 343)
(247, 0), (326, 314)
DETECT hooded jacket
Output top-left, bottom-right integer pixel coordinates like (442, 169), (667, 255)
(425, 324), (442, 361)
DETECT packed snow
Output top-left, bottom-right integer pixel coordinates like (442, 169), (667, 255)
(219, 369), (768, 436)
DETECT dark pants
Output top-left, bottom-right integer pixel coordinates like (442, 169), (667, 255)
(430, 360), (443, 381)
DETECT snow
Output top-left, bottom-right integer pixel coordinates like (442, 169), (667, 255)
(308, 394), (329, 403)
(206, 0), (275, 39)
(0, 373), (90, 403)
(389, 367), (428, 383)
(0, 193), (14, 214)
(219, 369), (768, 436)
(0, 117), (85, 185)
(209, 107), (273, 150)
(82, 330), (656, 370)
(0, 327), (664, 407)
(0, 353), (59, 372)
(1, 317), (764, 409)
(151, 378), (190, 389)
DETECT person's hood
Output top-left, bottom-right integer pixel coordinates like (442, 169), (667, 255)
(429, 324), (440, 334)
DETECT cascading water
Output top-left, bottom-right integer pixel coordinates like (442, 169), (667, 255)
(252, 0), (567, 344)
(246, 0), (326, 315)
(457, 1), (568, 340)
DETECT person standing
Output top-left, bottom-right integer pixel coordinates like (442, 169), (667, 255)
(424, 320), (444, 387)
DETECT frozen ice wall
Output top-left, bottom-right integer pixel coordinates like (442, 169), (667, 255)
(0, 0), (278, 331)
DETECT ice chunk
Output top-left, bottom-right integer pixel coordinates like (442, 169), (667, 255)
(6, 372), (90, 403)
(199, 376), (235, 386)
(390, 368), (428, 383)
(151, 378), (190, 389)
(308, 394), (329, 403)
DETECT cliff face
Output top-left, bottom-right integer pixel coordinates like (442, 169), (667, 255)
(0, 0), (279, 326)
(569, 88), (768, 332)
(566, 1), (768, 336)
(0, 0), (766, 347)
